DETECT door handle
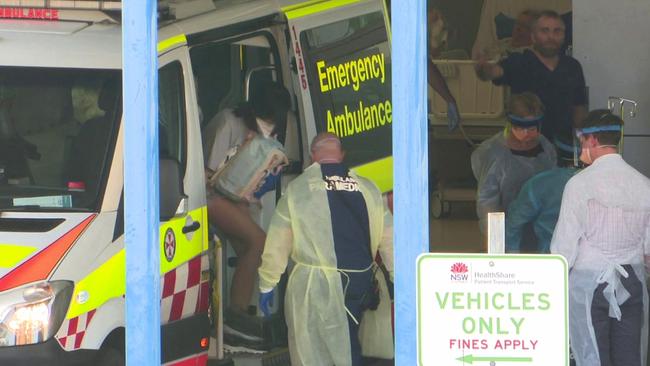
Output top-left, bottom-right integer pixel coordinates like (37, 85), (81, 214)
(182, 221), (201, 234)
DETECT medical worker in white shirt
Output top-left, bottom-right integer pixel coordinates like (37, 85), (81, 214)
(551, 109), (650, 366)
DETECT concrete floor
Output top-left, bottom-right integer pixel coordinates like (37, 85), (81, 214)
(429, 201), (484, 254)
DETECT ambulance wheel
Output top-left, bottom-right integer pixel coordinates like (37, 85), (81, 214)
(431, 195), (451, 219)
(96, 347), (124, 366)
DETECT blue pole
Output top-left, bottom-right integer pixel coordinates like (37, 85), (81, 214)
(392, 0), (428, 365)
(123, 1), (160, 365)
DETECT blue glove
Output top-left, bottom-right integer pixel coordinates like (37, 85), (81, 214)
(254, 172), (280, 200)
(447, 101), (460, 131)
(259, 289), (275, 317)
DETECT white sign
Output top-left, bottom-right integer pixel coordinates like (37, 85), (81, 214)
(417, 254), (568, 366)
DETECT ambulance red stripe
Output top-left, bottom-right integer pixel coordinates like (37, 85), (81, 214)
(165, 353), (208, 366)
(0, 215), (95, 292)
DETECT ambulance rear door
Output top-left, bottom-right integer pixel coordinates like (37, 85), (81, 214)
(283, 0), (393, 192)
(156, 39), (211, 364)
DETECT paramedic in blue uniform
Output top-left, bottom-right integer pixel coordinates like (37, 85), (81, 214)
(475, 10), (587, 144)
(257, 132), (394, 366)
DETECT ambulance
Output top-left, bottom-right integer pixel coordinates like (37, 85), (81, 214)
(0, 0), (392, 365)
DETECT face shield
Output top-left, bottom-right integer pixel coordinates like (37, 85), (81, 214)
(574, 125), (622, 166)
(574, 124), (622, 139)
(554, 137), (580, 167)
(507, 114), (543, 142)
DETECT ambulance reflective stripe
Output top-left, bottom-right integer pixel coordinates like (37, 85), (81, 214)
(352, 156), (393, 193)
(158, 34), (187, 54)
(282, 0), (360, 19)
(160, 206), (207, 273)
(66, 207), (208, 319)
(58, 257), (210, 351)
(0, 244), (37, 269)
(161, 254), (210, 323)
(66, 249), (126, 319)
(0, 215), (95, 292)
(56, 309), (97, 351)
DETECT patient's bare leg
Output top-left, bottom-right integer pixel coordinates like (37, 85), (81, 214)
(208, 195), (265, 312)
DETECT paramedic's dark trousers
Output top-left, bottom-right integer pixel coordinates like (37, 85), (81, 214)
(590, 264), (644, 366)
(343, 271), (372, 366)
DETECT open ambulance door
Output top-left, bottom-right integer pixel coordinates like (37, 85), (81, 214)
(283, 0), (393, 192)
(157, 43), (211, 365)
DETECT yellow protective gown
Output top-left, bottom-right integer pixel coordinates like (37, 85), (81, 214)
(259, 163), (394, 365)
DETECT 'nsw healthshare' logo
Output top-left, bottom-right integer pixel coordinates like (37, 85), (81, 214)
(450, 262), (469, 281)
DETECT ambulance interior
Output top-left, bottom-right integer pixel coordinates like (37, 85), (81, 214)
(427, 0), (573, 253)
(0, 68), (120, 211)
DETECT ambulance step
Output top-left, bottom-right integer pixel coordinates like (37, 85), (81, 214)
(222, 347), (290, 366)
(207, 358), (235, 366)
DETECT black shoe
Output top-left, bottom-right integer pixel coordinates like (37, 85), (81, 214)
(223, 307), (288, 351)
(223, 307), (271, 351)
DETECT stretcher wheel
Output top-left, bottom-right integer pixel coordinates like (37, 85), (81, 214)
(431, 194), (451, 219)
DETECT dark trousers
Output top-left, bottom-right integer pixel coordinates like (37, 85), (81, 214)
(590, 265), (644, 366)
(343, 271), (373, 366)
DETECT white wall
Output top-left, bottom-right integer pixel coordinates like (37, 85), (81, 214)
(573, 0), (650, 175)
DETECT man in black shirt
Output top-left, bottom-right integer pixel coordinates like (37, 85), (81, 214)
(475, 10), (587, 144)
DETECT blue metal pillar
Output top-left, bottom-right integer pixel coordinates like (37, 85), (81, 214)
(392, 0), (428, 364)
(123, 1), (160, 365)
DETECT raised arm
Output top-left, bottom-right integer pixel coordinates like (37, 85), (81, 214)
(474, 57), (504, 81)
(428, 60), (456, 104)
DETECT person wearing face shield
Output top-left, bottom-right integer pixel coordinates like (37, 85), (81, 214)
(551, 110), (650, 366)
(505, 136), (579, 254)
(471, 92), (556, 235)
(475, 10), (587, 144)
(257, 133), (394, 365)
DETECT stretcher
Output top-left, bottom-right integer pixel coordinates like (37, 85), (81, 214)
(428, 60), (506, 219)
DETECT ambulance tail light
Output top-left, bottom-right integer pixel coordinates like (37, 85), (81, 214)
(0, 281), (73, 347)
